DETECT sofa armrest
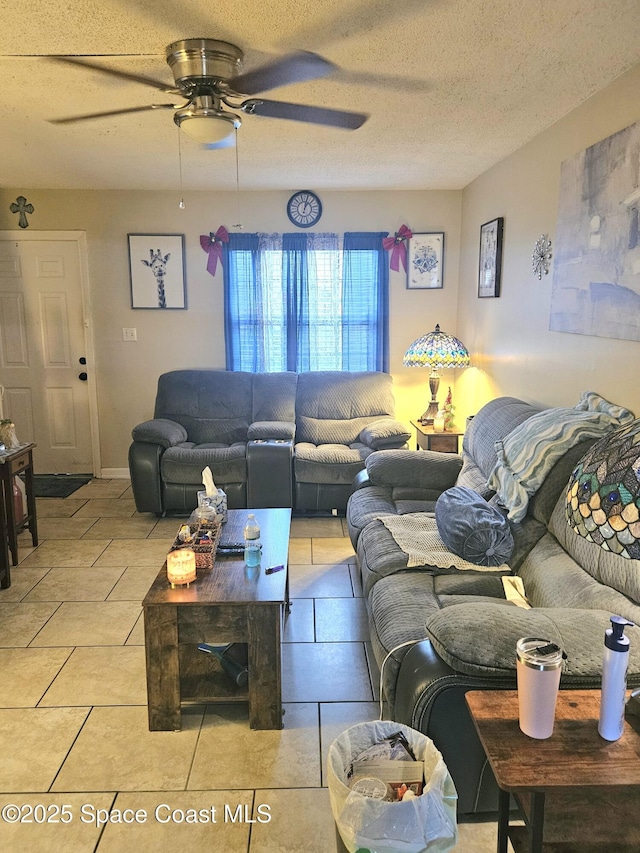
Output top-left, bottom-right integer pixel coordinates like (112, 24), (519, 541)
(248, 420), (296, 441)
(359, 418), (411, 450)
(131, 418), (187, 448)
(365, 448), (462, 490)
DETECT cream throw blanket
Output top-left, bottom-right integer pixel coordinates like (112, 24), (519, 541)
(378, 512), (510, 571)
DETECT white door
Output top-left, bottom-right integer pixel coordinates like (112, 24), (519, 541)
(0, 234), (97, 474)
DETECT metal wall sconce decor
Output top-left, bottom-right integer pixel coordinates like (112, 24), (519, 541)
(532, 234), (552, 280)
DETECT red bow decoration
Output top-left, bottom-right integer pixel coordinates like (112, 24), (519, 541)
(382, 224), (413, 272)
(200, 226), (229, 277)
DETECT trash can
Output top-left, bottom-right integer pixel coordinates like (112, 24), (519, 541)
(328, 721), (457, 853)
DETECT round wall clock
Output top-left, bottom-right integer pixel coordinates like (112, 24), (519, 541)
(286, 190), (322, 228)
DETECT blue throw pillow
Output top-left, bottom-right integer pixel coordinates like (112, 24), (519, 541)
(435, 486), (514, 567)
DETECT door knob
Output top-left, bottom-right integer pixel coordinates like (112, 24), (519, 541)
(79, 357), (87, 365)
(78, 372), (88, 381)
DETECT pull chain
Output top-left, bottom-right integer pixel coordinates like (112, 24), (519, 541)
(178, 129), (185, 210)
(233, 128), (243, 229)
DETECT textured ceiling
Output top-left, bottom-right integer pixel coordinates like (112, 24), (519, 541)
(3, 0), (640, 191)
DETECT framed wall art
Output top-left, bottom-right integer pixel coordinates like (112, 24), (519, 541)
(128, 234), (187, 309)
(407, 232), (444, 289)
(478, 217), (504, 298)
(550, 117), (640, 341)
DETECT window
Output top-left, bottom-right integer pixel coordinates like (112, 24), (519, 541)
(223, 231), (389, 372)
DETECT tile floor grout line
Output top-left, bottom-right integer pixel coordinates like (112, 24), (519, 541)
(45, 704), (94, 794)
(35, 645), (75, 708)
(24, 599), (64, 648)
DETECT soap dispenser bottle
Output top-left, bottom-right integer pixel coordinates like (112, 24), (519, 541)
(598, 615), (634, 741)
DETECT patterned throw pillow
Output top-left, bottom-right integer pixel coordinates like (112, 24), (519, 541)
(566, 420), (640, 558)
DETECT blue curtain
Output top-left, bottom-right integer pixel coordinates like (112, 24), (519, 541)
(342, 232), (389, 372)
(224, 230), (389, 372)
(283, 232), (309, 372)
(223, 232), (261, 370)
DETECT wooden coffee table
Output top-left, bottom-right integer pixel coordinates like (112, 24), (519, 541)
(143, 508), (291, 731)
(466, 689), (640, 853)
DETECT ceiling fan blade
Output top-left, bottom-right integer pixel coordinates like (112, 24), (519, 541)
(50, 56), (178, 94)
(241, 98), (368, 130)
(279, 0), (435, 50)
(334, 69), (431, 93)
(232, 51), (336, 95)
(49, 103), (177, 125)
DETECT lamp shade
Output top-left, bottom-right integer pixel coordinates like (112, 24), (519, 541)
(176, 113), (239, 144)
(403, 324), (470, 369)
(174, 96), (241, 145)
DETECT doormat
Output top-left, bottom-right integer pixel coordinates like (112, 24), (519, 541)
(33, 474), (93, 499)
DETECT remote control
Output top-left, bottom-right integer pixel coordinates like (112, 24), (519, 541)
(217, 543), (245, 554)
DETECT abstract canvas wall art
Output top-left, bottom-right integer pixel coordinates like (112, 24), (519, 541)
(550, 119), (640, 341)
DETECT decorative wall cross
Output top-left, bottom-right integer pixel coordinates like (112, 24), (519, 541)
(10, 196), (34, 229)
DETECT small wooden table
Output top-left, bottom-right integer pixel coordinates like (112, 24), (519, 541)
(143, 508), (291, 732)
(466, 689), (640, 853)
(0, 443), (38, 588)
(411, 420), (462, 453)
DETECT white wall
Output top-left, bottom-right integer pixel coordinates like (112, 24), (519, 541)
(0, 188), (463, 470)
(456, 62), (640, 424)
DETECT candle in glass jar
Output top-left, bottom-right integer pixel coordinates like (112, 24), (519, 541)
(433, 411), (445, 433)
(167, 548), (196, 587)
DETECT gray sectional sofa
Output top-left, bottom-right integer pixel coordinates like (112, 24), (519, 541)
(128, 369), (410, 515)
(346, 395), (640, 815)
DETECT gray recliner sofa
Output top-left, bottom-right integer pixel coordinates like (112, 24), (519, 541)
(128, 369), (409, 515)
(346, 394), (640, 815)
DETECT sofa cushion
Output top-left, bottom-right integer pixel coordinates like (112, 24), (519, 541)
(161, 443), (246, 485)
(359, 419), (411, 449)
(155, 370), (254, 445)
(295, 371), (396, 445)
(435, 486), (514, 567)
(294, 441), (371, 485)
(550, 487), (640, 607)
(461, 397), (544, 481)
(251, 372), (297, 422)
(518, 529), (640, 622)
(565, 419), (640, 559)
(365, 449), (463, 490)
(487, 391), (634, 523)
(367, 571), (510, 707)
(425, 603), (640, 679)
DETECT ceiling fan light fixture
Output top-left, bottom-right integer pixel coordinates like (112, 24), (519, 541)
(174, 108), (241, 144)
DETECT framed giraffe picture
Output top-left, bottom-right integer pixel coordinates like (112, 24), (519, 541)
(128, 234), (187, 309)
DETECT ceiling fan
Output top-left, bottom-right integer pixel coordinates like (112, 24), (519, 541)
(49, 38), (369, 145)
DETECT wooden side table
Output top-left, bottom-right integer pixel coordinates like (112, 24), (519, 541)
(410, 420), (462, 453)
(466, 689), (640, 853)
(0, 443), (38, 583)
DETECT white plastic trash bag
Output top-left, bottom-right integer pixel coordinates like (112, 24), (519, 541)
(328, 721), (457, 853)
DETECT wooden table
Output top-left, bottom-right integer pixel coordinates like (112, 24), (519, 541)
(143, 508), (291, 732)
(466, 689), (640, 853)
(411, 420), (462, 453)
(0, 443), (38, 588)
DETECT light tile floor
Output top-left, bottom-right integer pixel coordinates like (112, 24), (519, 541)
(0, 480), (510, 852)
